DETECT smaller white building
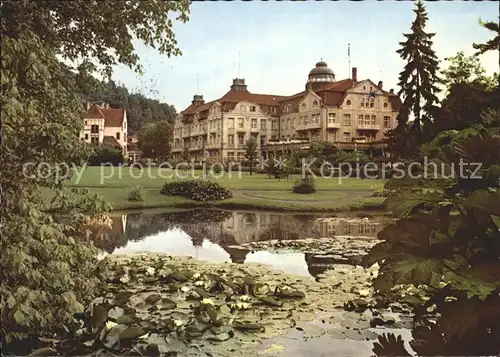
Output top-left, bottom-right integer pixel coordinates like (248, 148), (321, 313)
(81, 102), (128, 156)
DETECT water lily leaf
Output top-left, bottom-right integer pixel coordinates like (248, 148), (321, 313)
(102, 324), (127, 348)
(275, 288), (305, 299)
(108, 307), (125, 320)
(119, 325), (146, 340)
(116, 315), (138, 325)
(171, 270), (190, 282)
(343, 329), (379, 341)
(206, 332), (232, 342)
(260, 296), (282, 307)
(206, 305), (219, 323)
(28, 347), (58, 356)
(233, 320), (265, 332)
(156, 298), (177, 310)
(145, 294), (162, 305)
(113, 291), (134, 305)
(253, 283), (270, 296)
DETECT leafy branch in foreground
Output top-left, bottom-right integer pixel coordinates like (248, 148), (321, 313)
(365, 125), (500, 356)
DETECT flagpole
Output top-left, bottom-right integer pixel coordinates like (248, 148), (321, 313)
(348, 43), (351, 78)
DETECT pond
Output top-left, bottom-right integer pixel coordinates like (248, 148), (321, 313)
(94, 209), (392, 278)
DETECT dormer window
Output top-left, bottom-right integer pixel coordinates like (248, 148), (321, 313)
(346, 99), (351, 106)
(384, 103), (388, 108)
(250, 106), (256, 112)
(301, 103), (306, 110)
(313, 100), (318, 106)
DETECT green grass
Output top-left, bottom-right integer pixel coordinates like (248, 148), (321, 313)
(63, 167), (387, 212)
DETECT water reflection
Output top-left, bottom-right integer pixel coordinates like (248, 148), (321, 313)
(93, 209), (389, 277)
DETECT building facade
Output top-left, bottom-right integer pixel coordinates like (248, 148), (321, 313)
(81, 102), (128, 156)
(172, 61), (401, 162)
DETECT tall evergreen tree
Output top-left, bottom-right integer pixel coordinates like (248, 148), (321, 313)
(395, 0), (440, 145)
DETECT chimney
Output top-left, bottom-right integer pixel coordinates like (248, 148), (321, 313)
(85, 101), (92, 110)
(389, 88), (394, 94)
(352, 67), (357, 83)
(192, 94), (205, 106)
(378, 81), (383, 89)
(230, 78), (248, 92)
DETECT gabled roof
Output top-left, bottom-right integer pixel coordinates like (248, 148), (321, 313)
(181, 87), (287, 117)
(84, 104), (125, 127)
(103, 136), (122, 149)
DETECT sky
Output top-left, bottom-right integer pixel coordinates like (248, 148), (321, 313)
(111, 1), (499, 112)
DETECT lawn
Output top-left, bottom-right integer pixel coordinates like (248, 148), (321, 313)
(63, 166), (387, 212)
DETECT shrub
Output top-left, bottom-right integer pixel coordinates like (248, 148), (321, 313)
(293, 176), (316, 194)
(160, 179), (232, 202)
(127, 186), (144, 202)
(88, 145), (124, 166)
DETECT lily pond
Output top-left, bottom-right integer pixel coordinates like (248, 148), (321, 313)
(64, 208), (415, 357)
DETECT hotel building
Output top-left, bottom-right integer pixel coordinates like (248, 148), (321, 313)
(171, 61), (401, 162)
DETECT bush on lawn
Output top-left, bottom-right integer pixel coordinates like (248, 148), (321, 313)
(88, 146), (124, 166)
(160, 180), (232, 202)
(293, 176), (316, 194)
(127, 186), (144, 202)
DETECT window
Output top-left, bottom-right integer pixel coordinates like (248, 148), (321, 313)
(371, 115), (376, 125)
(343, 132), (351, 142)
(228, 135), (234, 145)
(271, 120), (277, 130)
(370, 86), (373, 91)
(346, 99), (351, 106)
(365, 115), (370, 125)
(358, 115), (364, 125)
(228, 118), (234, 128)
(250, 106), (256, 112)
(124, 133), (127, 142)
(301, 103), (306, 110)
(343, 114), (351, 126)
(313, 100), (318, 106)
(91, 137), (99, 144)
(261, 119), (267, 130)
(227, 152), (235, 161)
(217, 119), (220, 129)
(370, 98), (374, 108)
(238, 118), (244, 128)
(238, 134), (245, 145)
(384, 116), (391, 128)
(328, 113), (336, 123)
(85, 133), (89, 140)
(271, 135), (276, 141)
(273, 107), (277, 114)
(361, 98), (365, 107)
(91, 124), (99, 134)
(251, 118), (257, 128)
(240, 105), (246, 112)
(237, 152), (244, 161)
(384, 103), (388, 108)
(84, 120), (87, 125)
(287, 118), (291, 129)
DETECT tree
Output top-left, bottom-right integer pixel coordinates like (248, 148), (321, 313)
(1, 0), (189, 348)
(442, 51), (495, 91)
(395, 0), (441, 144)
(473, 17), (500, 81)
(244, 138), (259, 175)
(138, 121), (173, 161)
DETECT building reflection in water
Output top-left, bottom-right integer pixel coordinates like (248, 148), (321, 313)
(93, 210), (388, 277)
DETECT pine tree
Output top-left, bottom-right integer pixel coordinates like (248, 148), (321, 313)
(395, 0), (440, 144)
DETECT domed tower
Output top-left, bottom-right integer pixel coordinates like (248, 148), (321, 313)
(306, 60), (335, 90)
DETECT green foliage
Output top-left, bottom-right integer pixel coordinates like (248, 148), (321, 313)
(160, 180), (233, 202)
(127, 186), (144, 202)
(366, 125), (500, 356)
(138, 121), (173, 160)
(244, 139), (258, 176)
(1, 0), (189, 349)
(293, 176), (316, 194)
(473, 18), (500, 75)
(88, 145), (124, 166)
(441, 51), (496, 91)
(78, 79), (177, 135)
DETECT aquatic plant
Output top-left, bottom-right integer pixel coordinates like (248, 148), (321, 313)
(161, 180), (233, 201)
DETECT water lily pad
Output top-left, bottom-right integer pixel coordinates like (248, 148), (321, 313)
(156, 298), (177, 310)
(343, 329), (379, 341)
(116, 315), (138, 325)
(101, 324), (128, 348)
(233, 321), (265, 332)
(145, 294), (162, 305)
(206, 332), (233, 342)
(108, 307), (125, 320)
(259, 296), (282, 307)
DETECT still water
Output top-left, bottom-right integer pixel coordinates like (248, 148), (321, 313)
(95, 209), (389, 277)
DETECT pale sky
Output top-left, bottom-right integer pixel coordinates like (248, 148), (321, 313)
(111, 1), (499, 113)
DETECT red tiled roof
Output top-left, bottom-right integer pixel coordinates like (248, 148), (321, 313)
(84, 104), (125, 127)
(103, 136), (122, 149)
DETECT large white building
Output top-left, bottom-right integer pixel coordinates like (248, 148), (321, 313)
(172, 61), (402, 162)
(81, 102), (128, 156)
